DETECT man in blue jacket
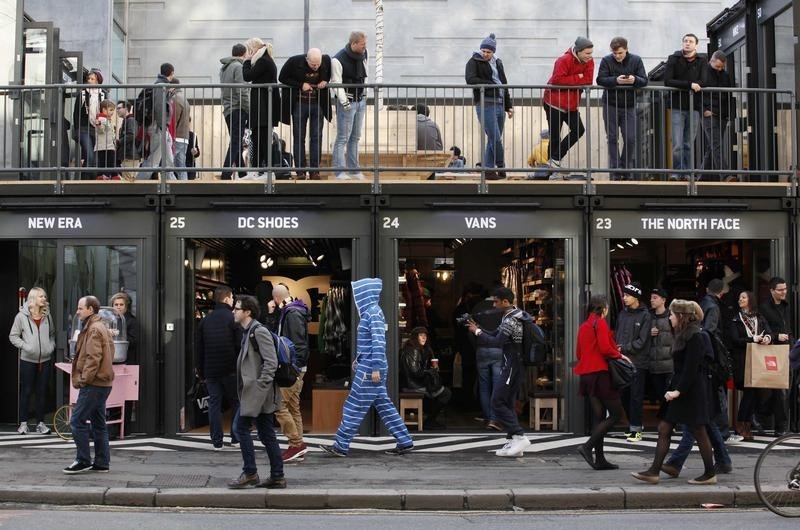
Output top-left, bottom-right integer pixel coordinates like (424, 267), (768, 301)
(319, 278), (413, 456)
(596, 37), (647, 181)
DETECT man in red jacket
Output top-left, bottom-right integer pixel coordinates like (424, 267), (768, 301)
(542, 37), (594, 178)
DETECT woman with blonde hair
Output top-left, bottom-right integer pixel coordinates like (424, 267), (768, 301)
(9, 287), (56, 434)
(242, 38), (283, 174)
(631, 299), (716, 485)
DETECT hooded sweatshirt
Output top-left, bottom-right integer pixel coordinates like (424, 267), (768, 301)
(543, 48), (594, 112)
(278, 298), (312, 368)
(9, 304), (56, 364)
(615, 304), (652, 369)
(352, 278), (387, 372)
(219, 56), (250, 116)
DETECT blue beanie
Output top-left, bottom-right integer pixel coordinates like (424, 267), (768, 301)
(480, 33), (497, 52)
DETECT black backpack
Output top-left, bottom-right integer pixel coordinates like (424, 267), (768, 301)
(248, 323), (299, 388)
(520, 313), (547, 366)
(701, 329), (732, 386)
(134, 87), (155, 127)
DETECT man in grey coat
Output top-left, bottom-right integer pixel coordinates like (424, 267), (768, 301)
(220, 44), (250, 179)
(228, 295), (286, 489)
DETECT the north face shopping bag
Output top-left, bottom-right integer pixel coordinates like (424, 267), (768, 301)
(744, 343), (790, 389)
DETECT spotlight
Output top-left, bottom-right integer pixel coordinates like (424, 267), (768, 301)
(259, 254), (267, 262)
(631, 238), (639, 245)
(260, 262), (268, 269)
(616, 243), (625, 249)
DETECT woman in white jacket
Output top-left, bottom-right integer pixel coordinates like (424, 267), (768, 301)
(9, 287), (56, 434)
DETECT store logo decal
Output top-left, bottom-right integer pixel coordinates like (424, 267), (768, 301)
(639, 217), (740, 231)
(764, 356), (778, 371)
(28, 216), (83, 229)
(237, 216), (300, 229)
(465, 216), (496, 229)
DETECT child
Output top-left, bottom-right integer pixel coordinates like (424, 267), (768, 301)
(95, 99), (120, 180)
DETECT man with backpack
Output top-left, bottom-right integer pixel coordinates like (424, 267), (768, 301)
(467, 287), (532, 457)
(138, 63), (175, 180)
(228, 295), (286, 489)
(266, 284), (311, 463)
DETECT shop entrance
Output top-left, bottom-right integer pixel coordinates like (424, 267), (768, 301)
(379, 207), (584, 433)
(181, 237), (355, 436)
(161, 207), (372, 436)
(395, 238), (567, 432)
(607, 237), (774, 431)
(591, 209), (789, 434)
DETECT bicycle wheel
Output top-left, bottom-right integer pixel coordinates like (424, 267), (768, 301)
(754, 433), (800, 517)
(53, 404), (73, 441)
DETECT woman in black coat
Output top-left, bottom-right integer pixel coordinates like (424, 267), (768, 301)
(725, 290), (772, 440)
(242, 38), (283, 170)
(399, 326), (450, 429)
(631, 299), (716, 485)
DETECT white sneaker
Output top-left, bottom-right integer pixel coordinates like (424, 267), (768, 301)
(495, 440), (513, 457)
(726, 434), (744, 445)
(352, 172), (367, 181)
(335, 173), (351, 180)
(36, 422), (51, 435)
(17, 422), (28, 435)
(505, 434), (532, 457)
(548, 158), (561, 168)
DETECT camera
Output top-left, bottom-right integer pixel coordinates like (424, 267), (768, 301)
(455, 313), (472, 326)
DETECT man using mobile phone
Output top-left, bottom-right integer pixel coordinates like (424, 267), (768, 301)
(596, 37), (647, 181)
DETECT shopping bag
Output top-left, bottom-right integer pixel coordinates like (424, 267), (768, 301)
(187, 380), (209, 414)
(744, 343), (790, 389)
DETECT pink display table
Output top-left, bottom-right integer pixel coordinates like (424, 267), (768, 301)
(55, 363), (140, 439)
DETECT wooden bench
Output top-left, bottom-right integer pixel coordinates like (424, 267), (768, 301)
(318, 152), (452, 180)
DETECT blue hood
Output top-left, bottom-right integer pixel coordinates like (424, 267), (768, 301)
(352, 277), (382, 317)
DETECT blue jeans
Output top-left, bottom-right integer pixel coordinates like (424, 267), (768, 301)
(603, 104), (638, 179)
(666, 422), (732, 469)
(18, 359), (52, 423)
(235, 412), (284, 478)
(70, 385), (112, 467)
(173, 139), (188, 181)
(475, 102), (506, 168)
(670, 109), (700, 172)
(222, 110), (249, 179)
(476, 351), (503, 421)
(333, 98), (366, 172)
(205, 375), (239, 447)
(292, 102), (325, 170)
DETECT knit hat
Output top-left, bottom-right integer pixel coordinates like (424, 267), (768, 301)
(669, 299), (703, 321)
(480, 33), (497, 52)
(410, 326), (428, 337)
(651, 288), (669, 299)
(622, 282), (644, 300)
(574, 36), (594, 52)
(539, 129), (550, 139)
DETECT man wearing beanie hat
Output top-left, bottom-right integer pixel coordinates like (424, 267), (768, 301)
(542, 37), (594, 178)
(465, 33), (514, 179)
(596, 36), (648, 181)
(614, 281), (652, 442)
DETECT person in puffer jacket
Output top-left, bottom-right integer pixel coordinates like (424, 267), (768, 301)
(9, 287), (56, 435)
(319, 278), (413, 456)
(648, 288), (674, 409)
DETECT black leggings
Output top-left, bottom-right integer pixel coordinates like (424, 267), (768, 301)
(648, 420), (714, 475)
(585, 395), (627, 461)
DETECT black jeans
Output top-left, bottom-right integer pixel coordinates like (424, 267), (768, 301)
(205, 374), (240, 447)
(19, 359), (52, 423)
(222, 110), (249, 179)
(490, 352), (524, 437)
(544, 103), (585, 162)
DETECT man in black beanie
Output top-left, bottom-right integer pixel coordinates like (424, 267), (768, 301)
(615, 281), (652, 442)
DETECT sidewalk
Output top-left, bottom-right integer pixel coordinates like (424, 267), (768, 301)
(0, 433), (781, 511)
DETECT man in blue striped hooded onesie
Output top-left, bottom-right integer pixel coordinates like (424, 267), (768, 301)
(319, 278), (414, 456)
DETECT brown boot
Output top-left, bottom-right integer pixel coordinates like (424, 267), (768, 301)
(738, 421), (753, 441)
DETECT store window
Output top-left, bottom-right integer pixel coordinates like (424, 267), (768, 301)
(397, 238), (566, 431)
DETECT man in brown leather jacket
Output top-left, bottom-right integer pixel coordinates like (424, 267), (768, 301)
(64, 295), (115, 474)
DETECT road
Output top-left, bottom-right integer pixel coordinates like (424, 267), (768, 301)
(0, 507), (796, 529)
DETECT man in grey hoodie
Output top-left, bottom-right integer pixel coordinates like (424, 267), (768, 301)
(220, 44), (250, 179)
(415, 104), (443, 151)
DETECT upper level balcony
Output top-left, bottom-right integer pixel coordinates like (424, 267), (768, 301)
(0, 83), (795, 198)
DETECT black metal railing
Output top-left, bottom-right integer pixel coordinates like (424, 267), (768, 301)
(0, 83), (795, 193)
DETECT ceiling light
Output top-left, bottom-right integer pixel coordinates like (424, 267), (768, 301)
(260, 262), (268, 269)
(631, 238), (639, 245)
(259, 254), (267, 262)
(616, 243), (625, 249)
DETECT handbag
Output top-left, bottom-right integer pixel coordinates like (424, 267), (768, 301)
(608, 357), (636, 389)
(187, 380), (209, 414)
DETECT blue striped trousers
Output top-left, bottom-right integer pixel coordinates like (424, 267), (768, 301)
(333, 364), (412, 452)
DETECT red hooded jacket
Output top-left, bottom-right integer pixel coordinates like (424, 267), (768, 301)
(543, 48), (594, 112)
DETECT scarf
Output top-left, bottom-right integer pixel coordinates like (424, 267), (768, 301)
(739, 311), (759, 338)
(343, 43), (368, 79)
